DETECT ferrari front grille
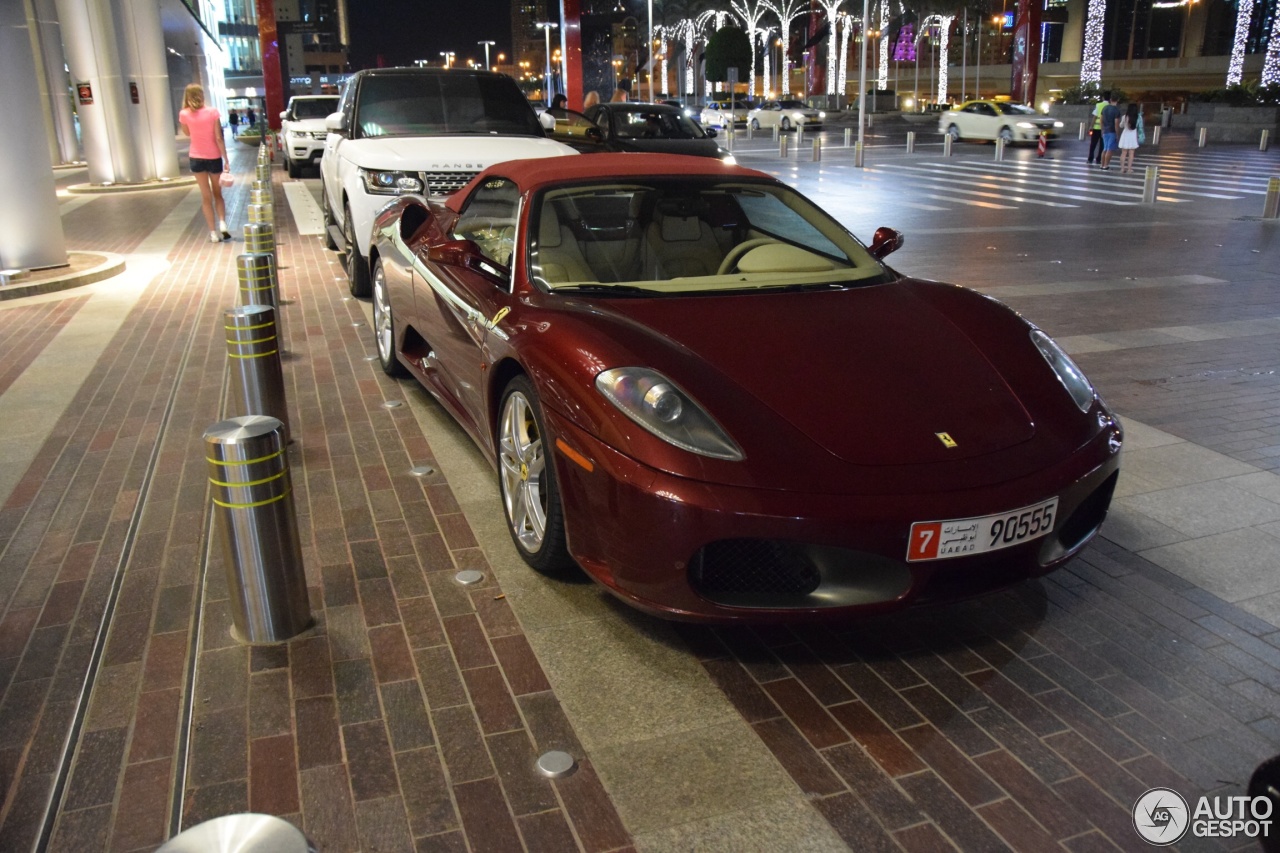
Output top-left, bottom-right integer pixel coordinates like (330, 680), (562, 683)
(420, 170), (479, 196)
(690, 539), (823, 598)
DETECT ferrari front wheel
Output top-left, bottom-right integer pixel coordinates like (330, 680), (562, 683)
(498, 376), (571, 575)
(371, 258), (404, 377)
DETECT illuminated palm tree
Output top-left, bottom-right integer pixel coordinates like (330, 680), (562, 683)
(729, 0), (771, 97)
(763, 0), (808, 94)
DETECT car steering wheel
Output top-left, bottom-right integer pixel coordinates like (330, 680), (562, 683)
(717, 238), (782, 275)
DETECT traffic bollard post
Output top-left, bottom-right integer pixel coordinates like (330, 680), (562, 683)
(944, 135), (953, 157)
(906, 131), (915, 153)
(1264, 176), (1280, 219)
(812, 138), (821, 162)
(1262, 129), (1271, 151)
(1152, 126), (1161, 146)
(844, 127), (852, 147)
(779, 134), (788, 158)
(1198, 127), (1208, 147)
(1142, 165), (1160, 203)
(854, 140), (864, 168)
(204, 416), (310, 644)
(994, 137), (1005, 161)
(244, 221), (276, 261)
(224, 304), (289, 442)
(237, 252), (279, 310)
(248, 202), (273, 225)
(249, 187), (272, 206)
(1078, 122), (1086, 140)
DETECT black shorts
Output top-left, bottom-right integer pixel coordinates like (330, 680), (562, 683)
(190, 157), (223, 173)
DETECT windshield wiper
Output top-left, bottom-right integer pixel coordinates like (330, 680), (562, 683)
(551, 283), (662, 296)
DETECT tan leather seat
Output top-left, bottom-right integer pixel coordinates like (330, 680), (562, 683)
(645, 202), (722, 278)
(531, 203), (594, 285)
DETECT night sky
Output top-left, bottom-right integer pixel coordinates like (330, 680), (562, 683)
(347, 0), (520, 70)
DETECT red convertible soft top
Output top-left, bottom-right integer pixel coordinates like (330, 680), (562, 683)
(445, 153), (773, 212)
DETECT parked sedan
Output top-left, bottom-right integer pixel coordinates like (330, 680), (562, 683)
(748, 99), (825, 132)
(699, 100), (749, 129)
(548, 103), (729, 160)
(367, 153), (1121, 623)
(938, 100), (1063, 143)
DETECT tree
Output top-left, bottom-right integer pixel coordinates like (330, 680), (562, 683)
(730, 0), (771, 97)
(764, 0), (809, 94)
(705, 25), (754, 85)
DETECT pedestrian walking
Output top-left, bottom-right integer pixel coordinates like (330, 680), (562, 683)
(1087, 93), (1106, 164)
(1118, 102), (1142, 173)
(246, 107), (256, 129)
(228, 108), (240, 136)
(177, 83), (232, 243)
(1099, 92), (1121, 171)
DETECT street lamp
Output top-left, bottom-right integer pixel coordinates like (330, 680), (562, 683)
(535, 21), (559, 107)
(439, 51), (455, 69)
(478, 40), (495, 72)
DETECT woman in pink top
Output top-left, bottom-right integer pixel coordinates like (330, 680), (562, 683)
(178, 83), (232, 243)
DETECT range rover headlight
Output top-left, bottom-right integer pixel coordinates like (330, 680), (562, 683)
(359, 168), (423, 195)
(1031, 329), (1096, 412)
(596, 367), (743, 460)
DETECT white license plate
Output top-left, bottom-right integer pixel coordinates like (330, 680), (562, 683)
(907, 497), (1059, 562)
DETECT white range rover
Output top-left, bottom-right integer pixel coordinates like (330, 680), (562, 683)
(280, 94), (339, 177)
(320, 67), (577, 296)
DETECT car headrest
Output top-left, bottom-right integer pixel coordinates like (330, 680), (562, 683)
(539, 204), (563, 248)
(660, 215), (703, 242)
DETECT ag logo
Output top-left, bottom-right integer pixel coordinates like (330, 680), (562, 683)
(1133, 787), (1189, 845)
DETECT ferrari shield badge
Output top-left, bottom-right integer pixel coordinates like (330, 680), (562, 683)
(936, 432), (958, 449)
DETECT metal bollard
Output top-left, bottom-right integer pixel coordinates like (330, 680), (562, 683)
(237, 252), (279, 309)
(906, 131), (915, 153)
(205, 416), (310, 644)
(252, 179), (270, 194)
(224, 304), (289, 441)
(796, 125), (804, 148)
(746, 122), (753, 139)
(726, 126), (734, 152)
(1264, 176), (1280, 219)
(244, 221), (276, 260)
(844, 127), (852, 147)
(1142, 165), (1160, 203)
(248, 202), (273, 225)
(944, 135), (953, 157)
(1079, 122), (1087, 140)
(1261, 129), (1270, 151)
(157, 814), (314, 853)
(249, 187), (272, 206)
(812, 138), (821, 162)
(255, 163), (271, 183)
(854, 140), (864, 168)
(994, 137), (1005, 162)
(779, 134), (789, 157)
(773, 124), (780, 142)
(1198, 127), (1208, 147)
(1152, 126), (1161, 146)
(867, 114), (873, 128)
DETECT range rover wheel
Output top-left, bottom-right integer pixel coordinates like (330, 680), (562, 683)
(498, 376), (572, 576)
(343, 202), (371, 297)
(286, 157), (301, 179)
(321, 182), (338, 250)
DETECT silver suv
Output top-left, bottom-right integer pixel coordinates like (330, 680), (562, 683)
(280, 95), (339, 178)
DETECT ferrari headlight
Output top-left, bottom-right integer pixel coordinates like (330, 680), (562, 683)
(596, 367), (743, 460)
(360, 168), (423, 195)
(1031, 330), (1096, 412)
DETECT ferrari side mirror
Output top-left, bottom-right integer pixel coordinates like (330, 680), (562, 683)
(868, 226), (904, 260)
(428, 239), (508, 283)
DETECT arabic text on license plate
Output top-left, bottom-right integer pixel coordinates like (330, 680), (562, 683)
(907, 498), (1059, 562)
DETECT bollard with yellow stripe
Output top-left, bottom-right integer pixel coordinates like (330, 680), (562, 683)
(248, 201), (273, 225)
(237, 252), (278, 309)
(224, 304), (289, 442)
(204, 415), (310, 643)
(244, 221), (276, 260)
(249, 187), (272, 206)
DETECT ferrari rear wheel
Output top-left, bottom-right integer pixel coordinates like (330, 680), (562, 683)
(371, 258), (404, 377)
(498, 376), (571, 575)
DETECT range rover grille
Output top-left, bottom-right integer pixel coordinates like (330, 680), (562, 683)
(420, 170), (480, 196)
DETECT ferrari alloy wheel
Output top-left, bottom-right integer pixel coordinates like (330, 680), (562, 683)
(344, 202), (371, 297)
(371, 258), (404, 377)
(998, 126), (1014, 144)
(947, 124), (961, 142)
(321, 182), (338, 250)
(498, 377), (570, 575)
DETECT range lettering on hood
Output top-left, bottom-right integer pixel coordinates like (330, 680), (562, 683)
(428, 163), (486, 170)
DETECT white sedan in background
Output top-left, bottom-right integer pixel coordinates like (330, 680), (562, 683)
(699, 101), (749, 129)
(937, 100), (1063, 143)
(748, 99), (825, 132)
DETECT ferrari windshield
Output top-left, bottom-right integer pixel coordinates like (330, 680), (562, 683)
(529, 179), (889, 293)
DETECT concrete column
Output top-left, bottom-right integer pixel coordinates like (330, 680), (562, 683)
(0, 0), (68, 269)
(29, 0), (80, 165)
(113, 0), (179, 178)
(54, 0), (147, 184)
(1061, 0), (1085, 63)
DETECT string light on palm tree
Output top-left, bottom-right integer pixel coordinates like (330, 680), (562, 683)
(1225, 0), (1254, 84)
(1080, 0), (1106, 85)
